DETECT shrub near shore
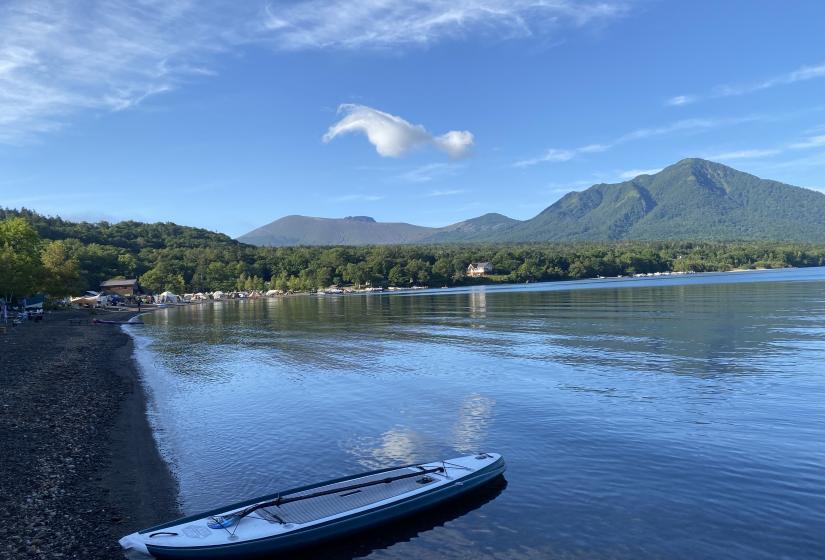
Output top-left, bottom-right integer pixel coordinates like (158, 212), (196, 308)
(3, 209), (825, 297)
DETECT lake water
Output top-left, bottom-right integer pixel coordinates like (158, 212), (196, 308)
(128, 268), (825, 559)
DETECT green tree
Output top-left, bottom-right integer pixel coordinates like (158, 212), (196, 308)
(40, 240), (82, 297)
(117, 253), (138, 277)
(431, 257), (452, 284)
(405, 259), (430, 285)
(0, 217), (43, 301)
(387, 265), (409, 286)
(165, 274), (186, 294)
(140, 264), (185, 294)
(206, 261), (234, 292)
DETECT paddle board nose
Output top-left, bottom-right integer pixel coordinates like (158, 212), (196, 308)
(119, 533), (150, 556)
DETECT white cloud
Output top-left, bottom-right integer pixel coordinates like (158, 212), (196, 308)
(667, 61), (825, 106)
(579, 143), (609, 153)
(426, 189), (465, 197)
(0, 1), (630, 144)
(748, 62), (825, 92)
(666, 95), (696, 107)
(703, 133), (825, 163)
(0, 0), (237, 144)
(615, 117), (758, 142)
(515, 148), (575, 167)
(618, 168), (661, 180)
(516, 115), (760, 167)
(323, 104), (473, 158)
(705, 149), (782, 161)
(397, 162), (462, 183)
(766, 151), (825, 171)
(261, 0), (628, 50)
(790, 134), (825, 149)
(433, 130), (475, 159)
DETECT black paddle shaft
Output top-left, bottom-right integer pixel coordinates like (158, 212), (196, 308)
(236, 465), (446, 521)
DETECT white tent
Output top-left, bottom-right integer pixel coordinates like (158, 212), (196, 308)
(71, 293), (108, 307)
(157, 291), (181, 303)
(265, 289), (282, 297)
(212, 291), (225, 300)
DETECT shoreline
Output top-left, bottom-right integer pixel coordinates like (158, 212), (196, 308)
(0, 309), (178, 558)
(158, 265), (803, 305)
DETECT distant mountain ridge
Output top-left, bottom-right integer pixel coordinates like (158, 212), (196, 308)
(237, 215), (436, 245)
(238, 159), (825, 245)
(237, 213), (520, 246)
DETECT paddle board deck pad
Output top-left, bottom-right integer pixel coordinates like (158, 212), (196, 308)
(120, 453), (504, 558)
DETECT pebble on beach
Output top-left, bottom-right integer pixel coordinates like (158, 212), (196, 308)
(0, 310), (178, 559)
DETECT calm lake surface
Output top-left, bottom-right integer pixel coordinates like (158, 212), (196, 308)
(128, 268), (825, 559)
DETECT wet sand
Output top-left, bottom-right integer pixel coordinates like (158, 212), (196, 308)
(0, 310), (178, 559)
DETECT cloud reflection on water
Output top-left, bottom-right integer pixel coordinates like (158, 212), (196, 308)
(452, 393), (495, 454)
(348, 427), (426, 469)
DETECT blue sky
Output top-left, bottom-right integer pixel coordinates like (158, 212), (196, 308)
(1, 0), (825, 237)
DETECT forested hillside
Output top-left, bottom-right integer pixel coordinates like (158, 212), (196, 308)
(3, 208), (825, 298)
(239, 159), (825, 245)
(495, 159), (825, 242)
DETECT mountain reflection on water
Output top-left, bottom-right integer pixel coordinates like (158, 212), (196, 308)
(129, 268), (825, 559)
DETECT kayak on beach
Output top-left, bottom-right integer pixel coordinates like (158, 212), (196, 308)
(119, 452), (505, 559)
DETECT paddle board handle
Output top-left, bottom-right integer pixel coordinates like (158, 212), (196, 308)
(149, 532), (179, 538)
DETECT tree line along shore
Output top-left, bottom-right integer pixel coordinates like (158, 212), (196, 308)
(3, 209), (825, 301)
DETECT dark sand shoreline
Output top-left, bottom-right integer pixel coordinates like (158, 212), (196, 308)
(0, 309), (178, 559)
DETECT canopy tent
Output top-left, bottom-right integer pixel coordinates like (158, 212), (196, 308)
(157, 292), (181, 303)
(71, 293), (108, 306)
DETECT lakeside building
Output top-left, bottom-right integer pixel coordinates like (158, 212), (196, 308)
(467, 262), (493, 277)
(100, 278), (140, 297)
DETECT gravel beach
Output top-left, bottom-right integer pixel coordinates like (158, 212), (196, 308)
(0, 310), (178, 559)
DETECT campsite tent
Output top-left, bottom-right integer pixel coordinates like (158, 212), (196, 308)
(71, 292), (108, 307)
(212, 291), (225, 300)
(157, 292), (181, 303)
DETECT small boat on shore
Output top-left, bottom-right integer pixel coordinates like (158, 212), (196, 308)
(120, 453), (504, 558)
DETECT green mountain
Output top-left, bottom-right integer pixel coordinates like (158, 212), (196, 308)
(235, 159), (825, 245)
(423, 213), (520, 242)
(496, 158), (825, 242)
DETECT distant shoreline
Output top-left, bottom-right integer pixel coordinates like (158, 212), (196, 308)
(211, 266), (801, 297)
(136, 267), (820, 312)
